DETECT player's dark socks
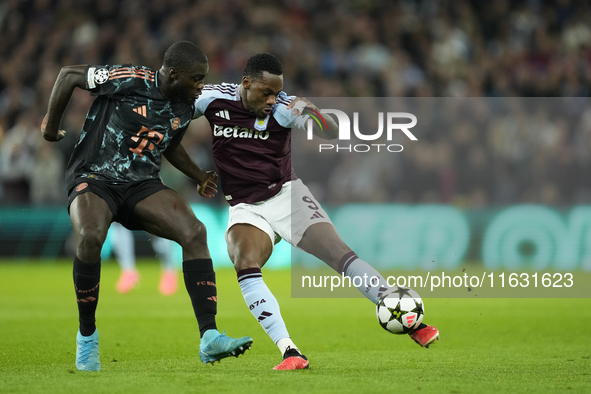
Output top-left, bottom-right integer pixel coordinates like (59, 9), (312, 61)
(73, 257), (101, 337)
(414, 323), (428, 332)
(182, 259), (217, 337)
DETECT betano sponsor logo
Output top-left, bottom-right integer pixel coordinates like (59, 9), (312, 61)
(213, 124), (269, 140)
(305, 109), (418, 153)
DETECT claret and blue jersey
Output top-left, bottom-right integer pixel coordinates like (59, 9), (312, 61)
(65, 64), (193, 190)
(193, 83), (308, 206)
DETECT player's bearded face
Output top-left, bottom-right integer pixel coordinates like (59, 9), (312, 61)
(244, 72), (283, 119)
(173, 63), (209, 104)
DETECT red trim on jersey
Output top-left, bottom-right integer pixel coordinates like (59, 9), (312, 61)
(110, 67), (155, 76)
(110, 74), (155, 81)
(109, 67), (155, 81)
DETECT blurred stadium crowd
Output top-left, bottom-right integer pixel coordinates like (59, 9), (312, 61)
(1, 0), (591, 207)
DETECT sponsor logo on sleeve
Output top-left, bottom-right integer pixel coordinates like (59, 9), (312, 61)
(87, 67), (96, 89)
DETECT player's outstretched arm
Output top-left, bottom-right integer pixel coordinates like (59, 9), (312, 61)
(42, 65), (87, 142)
(163, 143), (218, 198)
(286, 97), (339, 140)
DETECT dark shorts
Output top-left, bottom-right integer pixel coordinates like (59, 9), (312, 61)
(68, 177), (171, 230)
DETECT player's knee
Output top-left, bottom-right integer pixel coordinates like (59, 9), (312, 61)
(178, 220), (208, 248)
(76, 226), (107, 259)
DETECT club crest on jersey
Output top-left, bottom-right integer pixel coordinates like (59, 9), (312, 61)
(94, 68), (109, 85)
(254, 115), (270, 131)
(171, 117), (180, 130)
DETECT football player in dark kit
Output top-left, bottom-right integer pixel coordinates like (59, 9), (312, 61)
(41, 41), (252, 371)
(192, 53), (440, 370)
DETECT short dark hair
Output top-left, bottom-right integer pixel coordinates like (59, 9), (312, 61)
(163, 41), (208, 71)
(243, 53), (283, 79)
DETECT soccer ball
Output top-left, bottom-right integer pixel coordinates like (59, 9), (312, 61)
(376, 287), (424, 334)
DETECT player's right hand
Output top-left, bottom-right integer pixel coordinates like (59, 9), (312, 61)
(286, 97), (318, 116)
(41, 114), (66, 141)
(197, 171), (219, 198)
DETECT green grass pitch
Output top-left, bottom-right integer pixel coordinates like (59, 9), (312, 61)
(1, 260), (590, 394)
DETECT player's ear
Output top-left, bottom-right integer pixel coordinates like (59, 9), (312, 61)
(168, 67), (179, 81)
(242, 76), (251, 89)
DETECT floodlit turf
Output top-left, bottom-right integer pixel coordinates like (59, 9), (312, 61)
(0, 260), (590, 394)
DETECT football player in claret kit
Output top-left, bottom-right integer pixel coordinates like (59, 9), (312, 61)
(192, 53), (440, 370)
(41, 41), (252, 371)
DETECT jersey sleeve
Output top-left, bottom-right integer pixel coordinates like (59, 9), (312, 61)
(273, 91), (310, 130)
(193, 85), (220, 119)
(85, 64), (156, 97)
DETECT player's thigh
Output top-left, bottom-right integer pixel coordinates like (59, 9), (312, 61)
(131, 189), (201, 242)
(297, 222), (352, 270)
(287, 179), (332, 245)
(69, 192), (113, 241)
(226, 223), (273, 270)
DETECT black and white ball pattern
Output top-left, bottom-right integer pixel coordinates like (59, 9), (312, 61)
(376, 287), (424, 334)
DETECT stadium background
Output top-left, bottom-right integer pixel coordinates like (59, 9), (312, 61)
(1, 0), (591, 273)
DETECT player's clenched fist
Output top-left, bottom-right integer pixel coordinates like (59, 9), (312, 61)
(41, 114), (66, 142)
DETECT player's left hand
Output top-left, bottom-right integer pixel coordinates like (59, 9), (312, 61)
(286, 97), (318, 116)
(198, 171), (218, 198)
(41, 114), (67, 142)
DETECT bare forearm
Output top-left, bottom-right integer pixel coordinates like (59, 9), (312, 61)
(163, 144), (208, 184)
(43, 65), (87, 141)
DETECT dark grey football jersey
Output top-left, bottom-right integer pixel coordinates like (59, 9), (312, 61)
(65, 64), (193, 190)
